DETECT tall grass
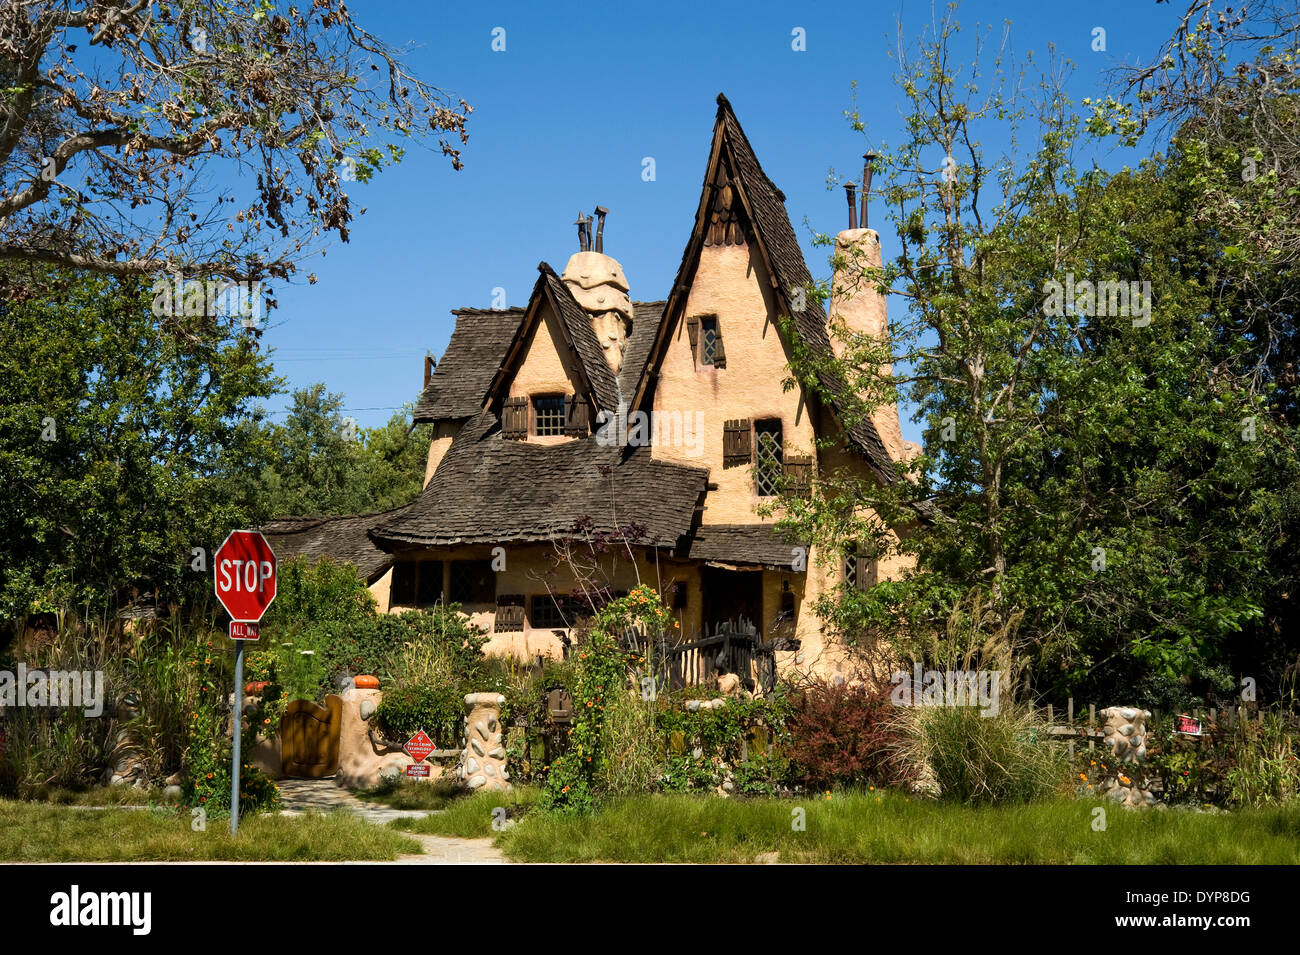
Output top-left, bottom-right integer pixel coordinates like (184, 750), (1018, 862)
(481, 792), (1300, 864)
(599, 683), (661, 797)
(894, 702), (1069, 804)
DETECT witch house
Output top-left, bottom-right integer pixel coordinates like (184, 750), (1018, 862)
(263, 94), (922, 680)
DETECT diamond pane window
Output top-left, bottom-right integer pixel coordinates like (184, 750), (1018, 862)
(533, 395), (566, 437)
(754, 419), (783, 497)
(449, 559), (495, 604)
(700, 317), (719, 365)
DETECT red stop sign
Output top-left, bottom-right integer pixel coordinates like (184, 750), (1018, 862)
(214, 530), (277, 623)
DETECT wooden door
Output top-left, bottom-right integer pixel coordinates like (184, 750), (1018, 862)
(279, 694), (343, 778)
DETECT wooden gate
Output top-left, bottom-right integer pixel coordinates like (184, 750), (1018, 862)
(279, 694), (343, 778)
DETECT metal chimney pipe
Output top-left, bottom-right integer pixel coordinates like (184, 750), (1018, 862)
(844, 182), (858, 230)
(862, 151), (877, 229)
(575, 211), (587, 251)
(593, 205), (609, 253)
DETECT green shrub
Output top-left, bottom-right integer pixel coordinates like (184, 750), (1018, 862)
(375, 683), (464, 749)
(261, 556), (376, 628)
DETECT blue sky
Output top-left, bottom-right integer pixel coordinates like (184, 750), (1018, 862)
(262, 0), (1180, 442)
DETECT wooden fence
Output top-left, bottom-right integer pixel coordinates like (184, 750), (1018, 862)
(1035, 699), (1284, 757)
(616, 618), (778, 695)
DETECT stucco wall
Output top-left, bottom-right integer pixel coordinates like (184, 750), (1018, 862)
(423, 420), (462, 488)
(378, 544), (697, 659)
(651, 244), (817, 525)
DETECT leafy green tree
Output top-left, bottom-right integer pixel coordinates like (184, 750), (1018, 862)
(775, 8), (1300, 708)
(257, 384), (431, 516)
(0, 269), (280, 623)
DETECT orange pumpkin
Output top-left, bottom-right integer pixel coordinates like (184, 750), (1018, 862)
(354, 675), (380, 689)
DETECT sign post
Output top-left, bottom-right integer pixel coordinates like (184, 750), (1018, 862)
(213, 530), (277, 834)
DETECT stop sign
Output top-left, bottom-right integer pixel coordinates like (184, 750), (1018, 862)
(214, 530), (277, 622)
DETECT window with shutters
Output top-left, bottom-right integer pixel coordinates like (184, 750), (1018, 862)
(842, 548), (877, 591)
(686, 314), (725, 368)
(529, 594), (590, 630)
(753, 419), (783, 496)
(532, 394), (566, 436)
(449, 559), (495, 604)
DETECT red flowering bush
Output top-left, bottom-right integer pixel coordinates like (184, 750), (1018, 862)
(784, 677), (912, 790)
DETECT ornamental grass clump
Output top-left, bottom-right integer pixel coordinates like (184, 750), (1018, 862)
(895, 701), (1068, 804)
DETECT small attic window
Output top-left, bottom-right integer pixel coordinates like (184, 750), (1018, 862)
(532, 395), (566, 437)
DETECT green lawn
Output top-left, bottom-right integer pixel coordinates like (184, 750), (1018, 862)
(396, 790), (1300, 864)
(0, 800), (421, 862)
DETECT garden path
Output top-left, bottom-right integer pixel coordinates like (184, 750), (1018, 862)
(276, 778), (507, 864)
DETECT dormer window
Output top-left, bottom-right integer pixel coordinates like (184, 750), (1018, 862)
(532, 394), (566, 436)
(502, 394), (589, 440)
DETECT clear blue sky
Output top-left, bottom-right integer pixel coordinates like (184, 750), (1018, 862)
(263, 0), (1179, 443)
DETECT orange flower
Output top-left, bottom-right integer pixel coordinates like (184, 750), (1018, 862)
(561, 785), (569, 793)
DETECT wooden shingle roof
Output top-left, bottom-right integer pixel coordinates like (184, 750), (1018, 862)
(686, 524), (809, 569)
(413, 308), (522, 424)
(369, 411), (709, 548)
(259, 505), (413, 582)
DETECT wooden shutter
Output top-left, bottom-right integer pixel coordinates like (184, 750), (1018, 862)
(783, 455), (813, 495)
(495, 595), (525, 632)
(712, 319), (726, 368)
(564, 394), (589, 436)
(502, 396), (528, 439)
(723, 418), (752, 468)
(685, 316), (700, 359)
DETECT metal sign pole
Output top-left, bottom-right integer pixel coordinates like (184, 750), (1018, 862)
(230, 638), (245, 835)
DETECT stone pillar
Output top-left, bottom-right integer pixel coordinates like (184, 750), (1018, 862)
(460, 692), (510, 791)
(1098, 706), (1156, 808)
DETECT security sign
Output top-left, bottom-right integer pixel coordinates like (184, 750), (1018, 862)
(214, 530), (277, 623)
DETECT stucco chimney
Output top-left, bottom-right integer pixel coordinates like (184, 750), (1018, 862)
(828, 227), (919, 463)
(561, 249), (634, 373)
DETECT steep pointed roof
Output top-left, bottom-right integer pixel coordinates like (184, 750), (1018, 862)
(631, 93), (897, 479)
(480, 263), (622, 416)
